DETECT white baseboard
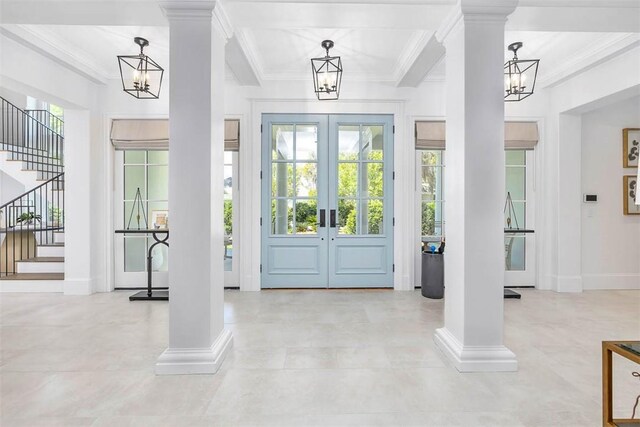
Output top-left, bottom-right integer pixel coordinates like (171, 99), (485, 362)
(64, 279), (93, 295)
(555, 275), (583, 293)
(582, 274), (640, 290)
(156, 329), (233, 375)
(0, 280), (64, 293)
(434, 327), (518, 372)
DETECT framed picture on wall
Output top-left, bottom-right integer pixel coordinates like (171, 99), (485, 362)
(623, 128), (639, 168)
(151, 210), (169, 229)
(623, 175), (640, 215)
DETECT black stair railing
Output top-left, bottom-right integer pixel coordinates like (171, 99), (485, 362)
(0, 173), (65, 278)
(1, 97), (64, 179)
(25, 109), (64, 137)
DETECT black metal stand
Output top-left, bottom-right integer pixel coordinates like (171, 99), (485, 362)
(114, 229), (169, 301)
(504, 289), (521, 299)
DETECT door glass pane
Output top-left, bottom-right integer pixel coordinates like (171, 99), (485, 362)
(149, 240), (169, 272)
(124, 165), (146, 200)
(422, 200), (436, 236)
(366, 163), (384, 197)
(338, 125), (360, 160)
(505, 236), (525, 270)
(505, 201), (526, 229)
(271, 199), (294, 235)
(124, 237), (146, 272)
(148, 165), (168, 200)
(295, 163), (317, 197)
(272, 124), (294, 160)
(124, 150), (145, 164)
(272, 163), (294, 197)
(363, 199), (384, 235)
(295, 125), (318, 160)
(148, 151), (168, 164)
(338, 163), (358, 197)
(362, 125), (384, 160)
(506, 167), (525, 201)
(224, 151), (234, 272)
(338, 199), (357, 235)
(295, 200), (317, 234)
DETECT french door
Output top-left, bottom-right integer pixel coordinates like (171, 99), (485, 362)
(261, 114), (394, 288)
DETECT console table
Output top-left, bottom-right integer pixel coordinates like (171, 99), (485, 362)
(603, 341), (640, 426)
(503, 228), (535, 299)
(114, 229), (169, 301)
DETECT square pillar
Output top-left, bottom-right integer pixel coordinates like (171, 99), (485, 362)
(64, 110), (94, 295)
(433, 1), (518, 372)
(155, 0), (232, 375)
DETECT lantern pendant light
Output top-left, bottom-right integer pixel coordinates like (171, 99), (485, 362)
(311, 40), (343, 101)
(504, 42), (539, 102)
(117, 37), (164, 100)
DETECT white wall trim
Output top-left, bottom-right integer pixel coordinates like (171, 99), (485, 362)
(554, 275), (583, 293)
(0, 280), (64, 293)
(63, 278), (93, 295)
(247, 98), (410, 291)
(582, 274), (640, 290)
(434, 327), (518, 372)
(155, 328), (233, 375)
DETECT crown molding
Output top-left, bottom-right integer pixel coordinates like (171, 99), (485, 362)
(233, 29), (264, 85)
(0, 24), (108, 84)
(539, 33), (640, 89)
(213, 2), (234, 41)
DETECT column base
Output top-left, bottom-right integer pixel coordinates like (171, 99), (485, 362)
(64, 278), (94, 295)
(156, 329), (233, 375)
(434, 327), (517, 372)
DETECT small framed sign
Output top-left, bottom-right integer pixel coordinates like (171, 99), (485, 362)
(623, 175), (639, 215)
(623, 128), (640, 168)
(151, 210), (169, 229)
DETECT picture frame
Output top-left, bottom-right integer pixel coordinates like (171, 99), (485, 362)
(151, 210), (169, 229)
(623, 175), (640, 215)
(623, 128), (640, 168)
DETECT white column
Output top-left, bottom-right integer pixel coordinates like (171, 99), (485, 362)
(64, 110), (93, 295)
(556, 113), (583, 292)
(433, 1), (518, 372)
(156, 0), (232, 375)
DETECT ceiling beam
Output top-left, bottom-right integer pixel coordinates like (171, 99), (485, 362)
(507, 6), (640, 33)
(225, 34), (261, 86)
(396, 33), (445, 87)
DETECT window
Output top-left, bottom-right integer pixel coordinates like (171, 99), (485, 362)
(419, 150), (445, 240)
(123, 150), (169, 272)
(224, 151), (234, 271)
(505, 150), (527, 271)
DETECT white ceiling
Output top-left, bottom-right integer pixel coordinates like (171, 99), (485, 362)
(1, 0), (638, 88)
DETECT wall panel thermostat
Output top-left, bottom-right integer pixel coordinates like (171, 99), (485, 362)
(583, 194), (598, 203)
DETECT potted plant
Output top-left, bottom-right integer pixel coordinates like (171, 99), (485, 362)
(48, 207), (63, 227)
(16, 212), (42, 227)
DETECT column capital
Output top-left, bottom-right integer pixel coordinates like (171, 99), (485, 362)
(159, 1), (233, 41)
(436, 0), (518, 43)
(160, 1), (215, 20)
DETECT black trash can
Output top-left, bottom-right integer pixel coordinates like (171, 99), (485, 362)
(421, 252), (444, 299)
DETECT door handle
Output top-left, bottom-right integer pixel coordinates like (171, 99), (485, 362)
(330, 209), (336, 228)
(319, 209), (326, 228)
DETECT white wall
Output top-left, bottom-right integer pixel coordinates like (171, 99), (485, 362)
(581, 96), (640, 290)
(0, 170), (25, 205)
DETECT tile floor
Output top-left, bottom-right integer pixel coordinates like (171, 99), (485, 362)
(1, 289), (639, 426)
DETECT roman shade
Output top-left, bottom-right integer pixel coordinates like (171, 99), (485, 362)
(224, 119), (240, 152)
(111, 119), (169, 150)
(415, 121), (539, 150)
(111, 118), (241, 151)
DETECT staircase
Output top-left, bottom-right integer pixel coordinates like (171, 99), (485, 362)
(0, 97), (65, 291)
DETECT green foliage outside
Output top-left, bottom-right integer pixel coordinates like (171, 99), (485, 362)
(224, 200), (233, 236)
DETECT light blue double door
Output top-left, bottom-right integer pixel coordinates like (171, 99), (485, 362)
(261, 114), (394, 288)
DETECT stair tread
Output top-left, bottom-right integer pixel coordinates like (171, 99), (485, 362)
(38, 243), (65, 247)
(0, 272), (64, 281)
(18, 257), (64, 263)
